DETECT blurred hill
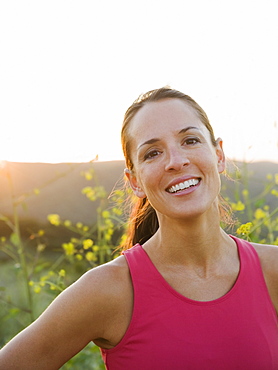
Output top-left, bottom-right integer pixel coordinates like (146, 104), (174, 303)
(0, 161), (125, 226)
(0, 160), (277, 237)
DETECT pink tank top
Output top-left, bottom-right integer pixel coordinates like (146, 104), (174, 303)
(101, 236), (278, 369)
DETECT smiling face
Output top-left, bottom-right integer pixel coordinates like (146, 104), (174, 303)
(125, 98), (225, 222)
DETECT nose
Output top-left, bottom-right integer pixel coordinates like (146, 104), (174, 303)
(164, 147), (190, 172)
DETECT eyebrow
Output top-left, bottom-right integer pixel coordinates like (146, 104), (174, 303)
(138, 126), (201, 149)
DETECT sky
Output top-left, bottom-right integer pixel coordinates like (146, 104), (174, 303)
(0, 0), (278, 164)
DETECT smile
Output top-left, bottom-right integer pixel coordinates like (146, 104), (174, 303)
(166, 178), (200, 193)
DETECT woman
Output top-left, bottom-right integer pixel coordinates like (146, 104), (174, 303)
(0, 87), (277, 369)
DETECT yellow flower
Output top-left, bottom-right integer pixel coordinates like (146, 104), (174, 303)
(120, 233), (127, 245)
(62, 242), (76, 256)
(83, 239), (93, 249)
(93, 245), (99, 252)
(275, 174), (278, 185)
(236, 222), (253, 235)
(48, 214), (61, 226)
(64, 220), (72, 227)
(102, 210), (110, 219)
(38, 229), (45, 237)
(105, 219), (113, 228)
(82, 186), (91, 194)
(34, 285), (41, 294)
(0, 236), (6, 242)
(33, 188), (40, 195)
(112, 207), (122, 216)
(59, 269), (66, 277)
(84, 171), (93, 181)
(76, 222), (83, 229)
(83, 226), (89, 232)
(113, 189), (125, 197)
(271, 189), (278, 197)
(75, 254), (83, 261)
(95, 186), (107, 199)
(82, 186), (96, 201)
(85, 251), (97, 262)
(254, 209), (266, 220)
(242, 189), (249, 198)
(105, 233), (112, 242)
(231, 201), (245, 212)
(40, 274), (49, 282)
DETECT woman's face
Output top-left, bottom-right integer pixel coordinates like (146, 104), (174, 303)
(125, 98), (225, 222)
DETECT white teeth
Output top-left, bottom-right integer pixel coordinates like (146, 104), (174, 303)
(167, 179), (199, 193)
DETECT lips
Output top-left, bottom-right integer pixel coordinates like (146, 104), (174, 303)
(166, 178), (200, 193)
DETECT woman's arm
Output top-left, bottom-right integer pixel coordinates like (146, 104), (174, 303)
(0, 256), (132, 369)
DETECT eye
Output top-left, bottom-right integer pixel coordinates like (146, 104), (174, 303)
(183, 137), (201, 146)
(144, 149), (162, 161)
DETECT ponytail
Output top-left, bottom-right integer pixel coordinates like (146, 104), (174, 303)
(121, 197), (159, 250)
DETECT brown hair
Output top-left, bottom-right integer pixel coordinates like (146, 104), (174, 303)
(121, 87), (232, 250)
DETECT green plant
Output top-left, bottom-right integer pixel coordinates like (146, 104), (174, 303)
(226, 167), (278, 244)
(0, 162), (125, 367)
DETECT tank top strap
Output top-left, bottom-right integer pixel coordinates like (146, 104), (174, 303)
(229, 235), (278, 319)
(123, 244), (163, 293)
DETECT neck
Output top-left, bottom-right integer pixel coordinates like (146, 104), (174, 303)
(144, 213), (233, 267)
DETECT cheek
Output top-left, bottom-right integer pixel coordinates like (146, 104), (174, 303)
(199, 151), (221, 183)
(137, 167), (161, 195)
(201, 147), (219, 169)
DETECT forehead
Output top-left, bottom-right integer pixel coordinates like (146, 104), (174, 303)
(128, 98), (204, 140)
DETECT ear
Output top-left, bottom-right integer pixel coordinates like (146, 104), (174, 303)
(124, 168), (146, 198)
(215, 138), (226, 173)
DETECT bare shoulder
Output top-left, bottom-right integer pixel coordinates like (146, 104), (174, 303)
(79, 253), (131, 294)
(76, 254), (133, 317)
(52, 254), (131, 314)
(69, 254), (132, 330)
(251, 242), (278, 312)
(251, 242), (278, 272)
